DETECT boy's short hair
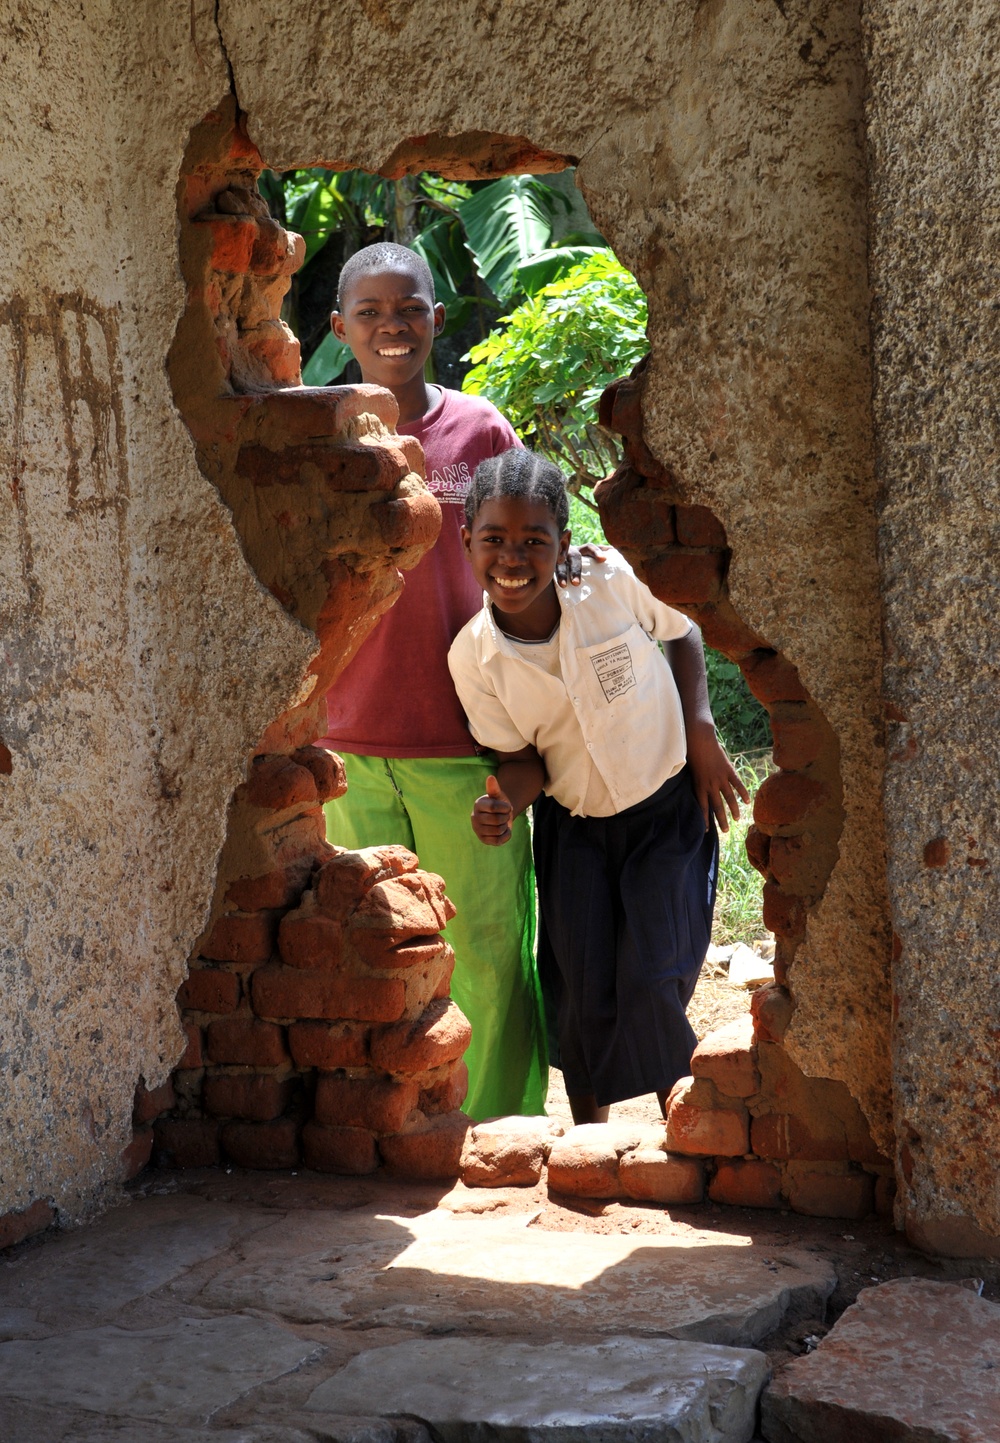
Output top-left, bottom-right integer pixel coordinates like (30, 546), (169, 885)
(336, 242), (436, 308)
(466, 449), (570, 532)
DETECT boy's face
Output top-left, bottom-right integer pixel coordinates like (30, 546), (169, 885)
(462, 495), (571, 621)
(332, 266), (445, 390)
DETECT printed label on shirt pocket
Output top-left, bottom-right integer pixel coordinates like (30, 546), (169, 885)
(591, 642), (636, 702)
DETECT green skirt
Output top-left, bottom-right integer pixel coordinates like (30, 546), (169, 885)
(324, 752), (548, 1121)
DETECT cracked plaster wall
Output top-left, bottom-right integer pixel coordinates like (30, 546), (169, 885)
(865, 1), (1000, 1245)
(3, 0), (900, 1220)
(0, 3), (314, 1219)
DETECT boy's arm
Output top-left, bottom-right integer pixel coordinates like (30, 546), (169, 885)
(668, 625), (750, 832)
(471, 745), (545, 846)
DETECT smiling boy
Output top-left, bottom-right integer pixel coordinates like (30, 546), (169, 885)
(317, 242), (548, 1120)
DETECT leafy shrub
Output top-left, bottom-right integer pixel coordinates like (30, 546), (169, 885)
(463, 250), (647, 508)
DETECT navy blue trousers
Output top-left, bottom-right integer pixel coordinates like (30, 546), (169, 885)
(533, 767), (718, 1107)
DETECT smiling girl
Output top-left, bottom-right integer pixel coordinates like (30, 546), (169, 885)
(448, 450), (747, 1124)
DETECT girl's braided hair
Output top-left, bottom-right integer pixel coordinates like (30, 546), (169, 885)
(464, 449), (570, 531)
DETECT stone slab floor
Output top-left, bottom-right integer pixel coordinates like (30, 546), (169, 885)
(1, 1168), (999, 1443)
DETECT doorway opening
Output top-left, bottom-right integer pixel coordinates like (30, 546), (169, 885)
(148, 101), (886, 1224)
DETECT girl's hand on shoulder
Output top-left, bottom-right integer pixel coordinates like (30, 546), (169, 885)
(471, 775), (514, 845)
(556, 543), (607, 588)
(686, 724), (750, 833)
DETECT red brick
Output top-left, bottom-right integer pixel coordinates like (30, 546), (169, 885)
(643, 550), (724, 605)
(278, 905), (343, 970)
(770, 714), (828, 770)
(221, 1119), (300, 1170)
(302, 1122), (378, 1175)
(370, 998), (471, 1074)
(378, 489), (442, 550)
(250, 217), (306, 276)
(315, 850), (383, 919)
(405, 954), (456, 1014)
(742, 650), (808, 704)
(665, 1077), (749, 1157)
(351, 930), (450, 971)
(292, 746), (348, 802)
(244, 385), (398, 449)
(243, 321), (301, 386)
(674, 504), (727, 549)
(178, 966), (241, 1014)
(288, 1020), (369, 1069)
(206, 1015), (289, 1066)
(784, 1166), (875, 1220)
(251, 964), (406, 1023)
(618, 1151), (705, 1204)
(201, 912), (277, 965)
(431, 949), (456, 1000)
(745, 825), (771, 877)
(353, 872), (454, 940)
(420, 1060), (469, 1116)
(153, 1118), (221, 1168)
(762, 884), (808, 941)
(751, 984), (793, 1043)
(754, 773), (827, 831)
(179, 1023), (204, 1069)
(122, 1128), (154, 1180)
(200, 215), (256, 273)
(608, 373), (643, 437)
(691, 1016), (760, 1098)
(766, 834), (820, 893)
(380, 1111), (470, 1180)
(203, 1072), (294, 1121)
(547, 1133), (621, 1198)
(245, 754), (317, 810)
(0, 1199), (54, 1250)
(133, 1078), (176, 1125)
(709, 1158), (783, 1209)
(753, 1043), (888, 1166)
(314, 1074), (419, 1133)
(695, 602), (768, 661)
(596, 472), (676, 551)
(226, 859), (313, 912)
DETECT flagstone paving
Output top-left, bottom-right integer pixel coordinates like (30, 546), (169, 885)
(1, 1167), (997, 1443)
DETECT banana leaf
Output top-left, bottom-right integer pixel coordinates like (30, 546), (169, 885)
(301, 330), (353, 385)
(457, 176), (559, 303)
(514, 246), (605, 297)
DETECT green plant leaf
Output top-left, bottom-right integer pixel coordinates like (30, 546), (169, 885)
(514, 246), (605, 296)
(286, 175), (344, 266)
(301, 330), (353, 385)
(457, 176), (557, 302)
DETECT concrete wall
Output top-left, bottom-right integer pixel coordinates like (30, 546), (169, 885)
(0, 0), (931, 1226)
(865, 0), (1000, 1248)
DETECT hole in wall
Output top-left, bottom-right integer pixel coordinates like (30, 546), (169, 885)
(150, 100), (856, 1192)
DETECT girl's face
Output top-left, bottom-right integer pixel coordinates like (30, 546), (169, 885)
(462, 494), (570, 633)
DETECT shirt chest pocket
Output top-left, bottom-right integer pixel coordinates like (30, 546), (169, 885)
(578, 625), (657, 710)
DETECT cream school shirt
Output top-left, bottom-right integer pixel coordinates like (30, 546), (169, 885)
(447, 550), (692, 817)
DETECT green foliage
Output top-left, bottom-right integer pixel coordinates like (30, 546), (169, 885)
(462, 250), (648, 507)
(705, 650), (771, 757)
(454, 175), (569, 302)
(713, 756), (770, 948)
(260, 167), (604, 384)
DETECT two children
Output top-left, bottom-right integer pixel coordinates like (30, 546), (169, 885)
(449, 451), (747, 1123)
